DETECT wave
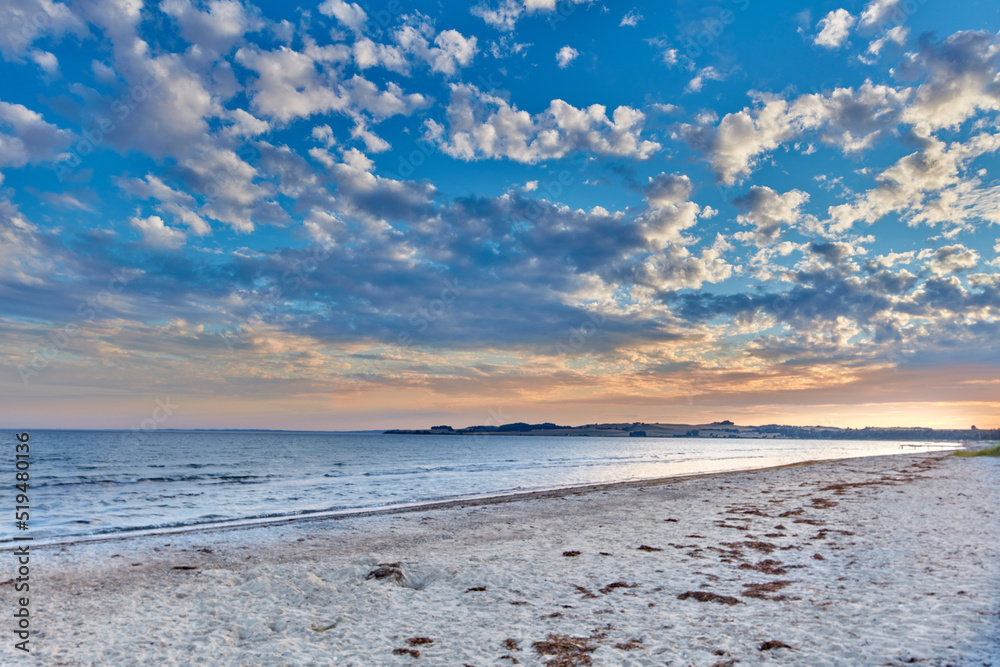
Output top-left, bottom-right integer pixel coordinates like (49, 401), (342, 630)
(31, 473), (279, 489)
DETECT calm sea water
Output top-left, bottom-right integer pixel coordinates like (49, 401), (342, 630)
(1, 430), (950, 545)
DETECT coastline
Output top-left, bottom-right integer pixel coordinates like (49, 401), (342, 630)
(3, 442), (957, 551)
(9, 452), (999, 665)
(4, 456), (862, 551)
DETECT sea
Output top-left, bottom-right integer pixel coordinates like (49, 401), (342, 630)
(2, 430), (954, 546)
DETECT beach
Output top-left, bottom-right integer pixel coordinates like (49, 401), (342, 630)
(7, 452), (999, 666)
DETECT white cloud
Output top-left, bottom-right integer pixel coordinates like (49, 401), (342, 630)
(620, 9), (643, 27)
(430, 83), (661, 163)
(160, 0), (263, 53)
(867, 25), (908, 56)
(924, 244), (980, 275)
(235, 46), (345, 122)
(393, 22), (479, 76)
(29, 50), (59, 74)
(0, 100), (74, 168)
(0, 0), (86, 58)
(311, 124), (337, 148)
(555, 45), (579, 68)
(91, 60), (117, 81)
(224, 108), (271, 139)
(679, 82), (910, 184)
(733, 186), (810, 246)
(640, 235), (735, 291)
(353, 37), (407, 73)
(130, 215), (187, 248)
(814, 9), (855, 49)
(901, 31), (1000, 134)
(471, 0), (590, 30)
(471, 0), (523, 31)
(827, 133), (1000, 232)
(117, 174), (212, 235)
(859, 0), (902, 30)
(431, 29), (479, 75)
(685, 66), (724, 93)
(318, 0), (367, 34)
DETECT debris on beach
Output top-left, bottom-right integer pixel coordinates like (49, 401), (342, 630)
(738, 559), (789, 575)
(393, 647), (420, 657)
(407, 637), (434, 646)
(637, 544), (663, 552)
(172, 565), (198, 570)
(365, 562), (407, 585)
(562, 550), (581, 557)
(614, 638), (643, 650)
(574, 585), (598, 599)
(677, 591), (741, 605)
(759, 640), (792, 651)
(502, 638), (520, 651)
(464, 586), (487, 593)
(722, 540), (777, 554)
(599, 581), (638, 595)
(311, 621), (339, 633)
(532, 633), (596, 666)
(742, 580), (795, 600)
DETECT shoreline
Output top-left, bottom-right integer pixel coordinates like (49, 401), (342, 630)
(6, 451), (930, 552)
(14, 452), (1000, 665)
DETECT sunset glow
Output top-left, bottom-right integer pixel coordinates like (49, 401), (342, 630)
(1, 0), (999, 431)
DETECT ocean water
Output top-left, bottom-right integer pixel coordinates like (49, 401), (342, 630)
(1, 430), (952, 545)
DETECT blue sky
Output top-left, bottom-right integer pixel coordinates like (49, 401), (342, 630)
(1, 0), (999, 430)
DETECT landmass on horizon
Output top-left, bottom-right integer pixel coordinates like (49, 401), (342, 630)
(386, 420), (998, 441)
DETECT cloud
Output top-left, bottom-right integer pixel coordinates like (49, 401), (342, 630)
(685, 66), (724, 93)
(117, 174), (212, 236)
(620, 10), (643, 27)
(130, 215), (187, 248)
(924, 244), (980, 275)
(814, 9), (855, 49)
(29, 49), (59, 74)
(733, 186), (810, 247)
(0, 100), (74, 168)
(900, 30), (1000, 134)
(428, 83), (660, 163)
(318, 0), (368, 34)
(679, 82), (910, 183)
(555, 45), (579, 68)
(235, 46), (346, 123)
(471, 0), (590, 31)
(471, 0), (523, 31)
(827, 134), (1000, 232)
(393, 22), (479, 76)
(867, 25), (908, 56)
(0, 0), (87, 59)
(160, 0), (263, 54)
(859, 0), (902, 30)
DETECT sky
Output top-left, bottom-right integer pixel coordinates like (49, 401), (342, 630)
(1, 0), (999, 431)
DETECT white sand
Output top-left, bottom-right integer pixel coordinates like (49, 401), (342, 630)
(5, 453), (999, 666)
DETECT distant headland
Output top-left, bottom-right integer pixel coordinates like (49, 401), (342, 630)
(385, 421), (998, 441)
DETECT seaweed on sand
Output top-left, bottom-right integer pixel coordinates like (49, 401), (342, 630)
(677, 591), (741, 605)
(532, 634), (596, 666)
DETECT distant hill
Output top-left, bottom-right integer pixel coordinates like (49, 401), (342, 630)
(385, 421), (997, 441)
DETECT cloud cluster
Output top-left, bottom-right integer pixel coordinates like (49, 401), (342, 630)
(427, 84), (660, 163)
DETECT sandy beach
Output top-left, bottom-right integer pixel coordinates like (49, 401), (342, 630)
(5, 452), (999, 666)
